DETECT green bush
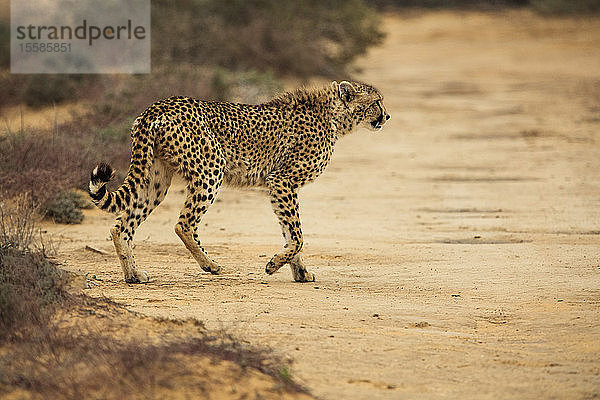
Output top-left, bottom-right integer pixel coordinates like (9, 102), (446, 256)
(21, 75), (78, 108)
(44, 191), (91, 224)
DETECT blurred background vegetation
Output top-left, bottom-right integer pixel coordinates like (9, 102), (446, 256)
(369, 0), (599, 12)
(0, 0), (598, 222)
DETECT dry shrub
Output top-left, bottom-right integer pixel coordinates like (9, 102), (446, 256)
(0, 122), (128, 222)
(0, 195), (41, 252)
(0, 130), (98, 204)
(0, 198), (65, 341)
(0, 248), (66, 339)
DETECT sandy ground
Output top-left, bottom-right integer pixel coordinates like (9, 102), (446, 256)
(47, 10), (600, 400)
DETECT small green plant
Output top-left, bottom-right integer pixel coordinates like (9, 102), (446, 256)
(43, 190), (88, 224)
(278, 365), (293, 384)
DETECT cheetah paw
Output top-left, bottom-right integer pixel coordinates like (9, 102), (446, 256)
(202, 265), (222, 275)
(265, 261), (280, 275)
(125, 270), (150, 284)
(294, 271), (316, 283)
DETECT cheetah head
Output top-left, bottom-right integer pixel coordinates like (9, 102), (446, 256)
(334, 81), (391, 131)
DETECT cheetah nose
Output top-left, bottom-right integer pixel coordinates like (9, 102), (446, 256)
(385, 114), (391, 121)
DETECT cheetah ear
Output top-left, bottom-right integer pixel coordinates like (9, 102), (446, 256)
(338, 81), (355, 103)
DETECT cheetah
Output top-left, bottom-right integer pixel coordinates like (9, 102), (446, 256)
(89, 81), (390, 283)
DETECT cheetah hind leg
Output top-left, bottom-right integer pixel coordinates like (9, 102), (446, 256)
(175, 177), (222, 275)
(111, 159), (173, 283)
(111, 224), (149, 283)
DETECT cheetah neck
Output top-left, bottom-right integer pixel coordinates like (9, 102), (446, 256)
(328, 102), (356, 138)
(266, 85), (355, 138)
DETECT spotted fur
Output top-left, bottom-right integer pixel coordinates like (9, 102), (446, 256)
(89, 81), (390, 283)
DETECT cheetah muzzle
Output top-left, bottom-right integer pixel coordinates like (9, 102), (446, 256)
(89, 81), (389, 283)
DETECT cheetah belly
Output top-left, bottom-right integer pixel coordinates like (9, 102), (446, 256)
(223, 159), (266, 188)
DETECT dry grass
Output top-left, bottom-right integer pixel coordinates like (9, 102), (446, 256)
(2, 308), (309, 399)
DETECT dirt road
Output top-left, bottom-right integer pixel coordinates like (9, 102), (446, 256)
(49, 10), (600, 399)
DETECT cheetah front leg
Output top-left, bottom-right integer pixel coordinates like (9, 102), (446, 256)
(265, 176), (315, 282)
(290, 253), (315, 282)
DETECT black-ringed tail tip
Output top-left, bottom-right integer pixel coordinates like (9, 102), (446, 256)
(89, 163), (115, 201)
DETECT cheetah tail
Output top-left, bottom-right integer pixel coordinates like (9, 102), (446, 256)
(88, 162), (119, 212)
